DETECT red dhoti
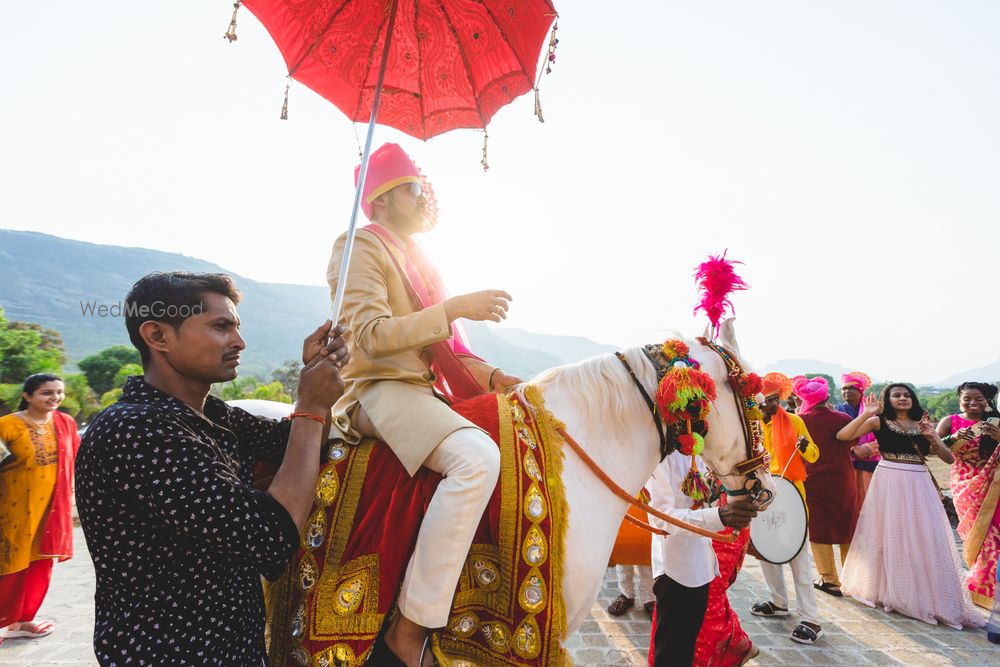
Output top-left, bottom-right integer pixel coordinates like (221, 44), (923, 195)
(648, 528), (753, 667)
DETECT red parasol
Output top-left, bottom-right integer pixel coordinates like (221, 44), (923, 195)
(226, 0), (559, 319)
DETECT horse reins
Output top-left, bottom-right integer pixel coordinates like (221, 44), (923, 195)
(695, 338), (773, 506)
(614, 349), (669, 460)
(554, 421), (738, 544)
(596, 339), (773, 541)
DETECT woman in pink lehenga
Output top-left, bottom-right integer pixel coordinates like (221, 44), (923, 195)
(937, 382), (1000, 609)
(837, 384), (984, 629)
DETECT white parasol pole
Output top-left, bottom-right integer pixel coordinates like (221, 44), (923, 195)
(330, 0), (400, 325)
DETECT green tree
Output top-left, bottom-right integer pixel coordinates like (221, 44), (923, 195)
(249, 381), (292, 403)
(79, 346), (141, 395)
(270, 360), (301, 400)
(923, 391), (959, 421)
(217, 377), (262, 401)
(113, 363), (144, 389)
(0, 383), (21, 414)
(100, 387), (123, 409)
(0, 308), (64, 384)
(213, 377), (293, 404)
(62, 373), (100, 423)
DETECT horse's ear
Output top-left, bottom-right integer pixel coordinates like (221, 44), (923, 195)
(719, 318), (741, 355)
(702, 323), (712, 340)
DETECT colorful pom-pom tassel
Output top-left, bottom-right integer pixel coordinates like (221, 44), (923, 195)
(678, 433), (697, 456)
(662, 339), (690, 361)
(681, 465), (713, 505)
(655, 366), (718, 421)
(691, 432), (705, 456)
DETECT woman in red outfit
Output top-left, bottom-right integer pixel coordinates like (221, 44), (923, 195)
(0, 374), (80, 643)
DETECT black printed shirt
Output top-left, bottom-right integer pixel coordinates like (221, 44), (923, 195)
(75, 376), (299, 666)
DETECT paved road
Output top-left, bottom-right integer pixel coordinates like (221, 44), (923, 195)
(1, 527), (996, 666)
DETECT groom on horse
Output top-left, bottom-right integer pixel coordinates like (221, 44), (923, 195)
(326, 142), (521, 666)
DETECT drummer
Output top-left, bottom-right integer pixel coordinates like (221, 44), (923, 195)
(749, 373), (824, 645)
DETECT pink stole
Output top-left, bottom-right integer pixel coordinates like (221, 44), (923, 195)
(364, 224), (486, 404)
(38, 411), (79, 561)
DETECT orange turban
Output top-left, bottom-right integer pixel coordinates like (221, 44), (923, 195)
(761, 372), (792, 400)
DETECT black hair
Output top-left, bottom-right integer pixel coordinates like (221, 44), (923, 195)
(125, 272), (241, 363)
(957, 382), (1000, 458)
(18, 373), (64, 411)
(879, 383), (924, 421)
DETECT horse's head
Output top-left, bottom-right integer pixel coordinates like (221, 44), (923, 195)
(689, 319), (776, 505)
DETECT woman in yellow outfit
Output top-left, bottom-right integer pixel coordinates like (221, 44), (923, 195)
(0, 374), (80, 643)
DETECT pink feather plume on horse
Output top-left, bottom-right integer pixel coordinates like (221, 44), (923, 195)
(693, 251), (749, 336)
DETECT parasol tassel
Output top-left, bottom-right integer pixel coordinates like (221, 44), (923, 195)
(534, 88), (544, 123)
(224, 1), (241, 43)
(480, 130), (489, 171)
(280, 78), (290, 120)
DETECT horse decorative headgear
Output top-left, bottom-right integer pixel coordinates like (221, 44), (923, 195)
(617, 252), (771, 505)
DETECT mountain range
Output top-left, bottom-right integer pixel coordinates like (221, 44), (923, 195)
(2, 229), (995, 387)
(0, 230), (613, 379)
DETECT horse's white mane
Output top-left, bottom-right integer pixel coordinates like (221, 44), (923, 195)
(526, 344), (661, 442)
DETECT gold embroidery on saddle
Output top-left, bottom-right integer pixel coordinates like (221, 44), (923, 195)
(315, 466), (339, 506)
(299, 552), (318, 591)
(435, 387), (570, 666)
(313, 644), (356, 667)
(524, 483), (547, 521)
(268, 391), (569, 666)
(522, 526), (547, 567)
(523, 450), (542, 482)
(305, 508), (327, 550)
(513, 616), (543, 660)
(518, 570), (547, 614)
(334, 577), (366, 615)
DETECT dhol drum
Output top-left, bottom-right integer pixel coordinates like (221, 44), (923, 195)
(748, 475), (808, 565)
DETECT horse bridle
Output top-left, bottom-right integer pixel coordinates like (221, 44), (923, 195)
(615, 339), (775, 507)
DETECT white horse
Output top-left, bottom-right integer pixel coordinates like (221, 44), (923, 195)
(232, 318), (773, 639)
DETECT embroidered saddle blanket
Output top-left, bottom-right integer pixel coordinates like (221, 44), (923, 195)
(265, 388), (570, 666)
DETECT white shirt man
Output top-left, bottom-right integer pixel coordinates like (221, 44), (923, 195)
(648, 453), (757, 667)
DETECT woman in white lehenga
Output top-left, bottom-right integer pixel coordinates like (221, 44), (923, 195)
(836, 383), (985, 629)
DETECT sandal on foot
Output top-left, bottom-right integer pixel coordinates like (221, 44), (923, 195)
(750, 601), (789, 617)
(606, 594), (635, 616)
(643, 600), (655, 617)
(2, 619), (54, 639)
(813, 580), (843, 597)
(790, 622), (823, 644)
(739, 644), (760, 665)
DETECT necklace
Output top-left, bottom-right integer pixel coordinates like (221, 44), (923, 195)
(20, 412), (51, 435)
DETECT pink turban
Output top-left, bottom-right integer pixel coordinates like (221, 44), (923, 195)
(841, 371), (872, 393)
(792, 376), (830, 414)
(354, 142), (437, 225)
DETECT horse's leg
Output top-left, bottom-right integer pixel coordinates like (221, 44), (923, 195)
(561, 453), (635, 633)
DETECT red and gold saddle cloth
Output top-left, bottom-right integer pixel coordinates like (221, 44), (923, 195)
(265, 387), (570, 666)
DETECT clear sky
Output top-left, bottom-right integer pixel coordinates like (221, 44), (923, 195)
(2, 2), (998, 384)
